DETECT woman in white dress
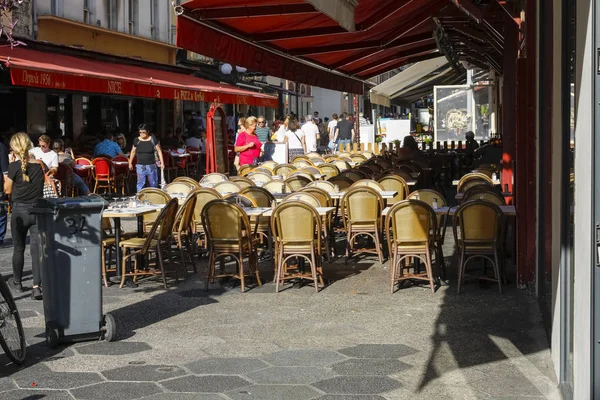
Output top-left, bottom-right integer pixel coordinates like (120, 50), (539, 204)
(283, 118), (305, 159)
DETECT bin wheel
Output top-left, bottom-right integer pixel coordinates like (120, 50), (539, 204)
(45, 321), (59, 349)
(104, 313), (116, 342)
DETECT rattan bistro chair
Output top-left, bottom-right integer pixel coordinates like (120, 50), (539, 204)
(331, 159), (351, 172)
(377, 175), (409, 204)
(240, 186), (276, 256)
(350, 179), (385, 191)
(264, 180), (293, 194)
(229, 176), (254, 189)
(119, 199), (179, 289)
(454, 200), (504, 294)
(200, 173), (229, 185)
(457, 173), (494, 193)
(341, 186), (385, 263)
(328, 175), (354, 191)
(202, 200), (262, 292)
(189, 188), (222, 249)
(318, 163), (340, 179)
(172, 195), (198, 275)
(247, 172), (273, 186)
(386, 200), (437, 293)
(164, 182), (193, 197)
(213, 181), (242, 195)
(273, 163), (296, 178)
(224, 193), (258, 208)
(463, 186), (505, 205)
(307, 180), (338, 193)
(173, 176), (200, 189)
(271, 201), (324, 292)
(136, 188), (172, 233)
(285, 175), (311, 191)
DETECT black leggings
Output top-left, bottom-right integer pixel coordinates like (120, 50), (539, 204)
(11, 204), (41, 286)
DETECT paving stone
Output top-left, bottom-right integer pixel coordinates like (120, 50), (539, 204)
(185, 358), (269, 375)
(245, 366), (337, 384)
(14, 371), (104, 389)
(331, 359), (412, 376)
(1, 388), (75, 399)
(338, 345), (418, 359)
(315, 396), (388, 400)
(261, 349), (346, 366)
(101, 365), (186, 382)
(3, 362), (53, 378)
(312, 376), (403, 394)
(160, 375), (250, 393)
(75, 341), (152, 356)
(468, 376), (544, 397)
(19, 310), (40, 319)
(226, 384), (322, 400)
(143, 394), (226, 400)
(0, 377), (17, 392)
(70, 381), (162, 400)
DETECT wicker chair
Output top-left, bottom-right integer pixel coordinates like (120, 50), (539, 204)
(350, 154), (368, 164)
(307, 180), (338, 193)
(271, 201), (324, 292)
(202, 200), (262, 292)
(188, 188), (222, 248)
(101, 218), (137, 287)
(377, 175), (409, 204)
(238, 165), (253, 176)
(247, 172), (273, 186)
(136, 188), (171, 233)
(454, 200), (504, 294)
(164, 182), (193, 196)
(386, 200), (437, 293)
(341, 186), (385, 263)
(263, 180), (293, 194)
(463, 187), (505, 205)
(457, 172), (494, 193)
(340, 170), (368, 182)
(213, 181), (242, 195)
(261, 161), (277, 172)
(119, 199), (179, 288)
(200, 173), (229, 185)
(282, 192), (321, 208)
(273, 163), (296, 178)
(300, 166), (321, 177)
(173, 176), (200, 189)
(328, 175), (354, 191)
(230, 176), (255, 189)
(252, 167), (273, 176)
(224, 193), (258, 208)
(288, 171), (315, 182)
(331, 159), (351, 172)
(350, 179), (385, 191)
(172, 194), (198, 276)
(240, 186), (276, 255)
(318, 163), (340, 179)
(285, 176), (311, 191)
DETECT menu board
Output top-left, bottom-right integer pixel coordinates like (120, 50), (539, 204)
(214, 113), (226, 174)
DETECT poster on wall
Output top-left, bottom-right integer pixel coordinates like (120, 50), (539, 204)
(359, 125), (374, 144)
(378, 119), (411, 144)
(263, 142), (288, 165)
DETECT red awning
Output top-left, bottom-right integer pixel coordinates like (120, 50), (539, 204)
(177, 0), (451, 94)
(0, 46), (279, 108)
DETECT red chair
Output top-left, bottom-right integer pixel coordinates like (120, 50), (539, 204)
(162, 151), (177, 183)
(92, 157), (116, 194)
(75, 157), (93, 185)
(112, 155), (130, 195)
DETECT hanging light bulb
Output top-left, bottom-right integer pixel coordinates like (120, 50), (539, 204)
(220, 63), (232, 75)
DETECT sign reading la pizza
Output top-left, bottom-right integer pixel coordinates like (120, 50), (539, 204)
(174, 89), (205, 102)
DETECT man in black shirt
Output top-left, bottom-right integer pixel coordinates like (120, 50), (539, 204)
(334, 113), (355, 152)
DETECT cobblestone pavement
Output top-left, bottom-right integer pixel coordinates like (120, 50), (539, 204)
(0, 223), (560, 400)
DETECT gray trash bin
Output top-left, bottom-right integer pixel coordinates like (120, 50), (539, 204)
(30, 196), (117, 347)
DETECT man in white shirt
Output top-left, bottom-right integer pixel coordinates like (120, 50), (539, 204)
(327, 114), (338, 150)
(30, 134), (59, 176)
(302, 115), (320, 153)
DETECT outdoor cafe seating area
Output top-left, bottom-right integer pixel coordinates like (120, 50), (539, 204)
(81, 141), (517, 295)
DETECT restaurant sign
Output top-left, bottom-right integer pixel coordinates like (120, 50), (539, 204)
(11, 67), (278, 108)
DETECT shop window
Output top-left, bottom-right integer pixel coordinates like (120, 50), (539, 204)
(128, 0), (138, 35)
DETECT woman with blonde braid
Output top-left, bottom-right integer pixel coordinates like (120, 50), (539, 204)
(5, 133), (44, 300)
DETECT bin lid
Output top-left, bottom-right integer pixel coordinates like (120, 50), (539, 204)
(33, 196), (109, 211)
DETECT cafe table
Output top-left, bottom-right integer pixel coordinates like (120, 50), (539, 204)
(102, 204), (164, 286)
(330, 190), (398, 200)
(112, 161), (129, 166)
(171, 153), (191, 158)
(74, 164), (95, 170)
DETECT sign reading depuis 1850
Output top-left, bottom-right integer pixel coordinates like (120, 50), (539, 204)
(10, 67), (279, 108)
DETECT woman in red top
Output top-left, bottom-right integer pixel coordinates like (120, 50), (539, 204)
(234, 116), (262, 166)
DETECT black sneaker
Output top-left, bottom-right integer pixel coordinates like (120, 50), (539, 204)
(8, 278), (26, 293)
(31, 286), (42, 300)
